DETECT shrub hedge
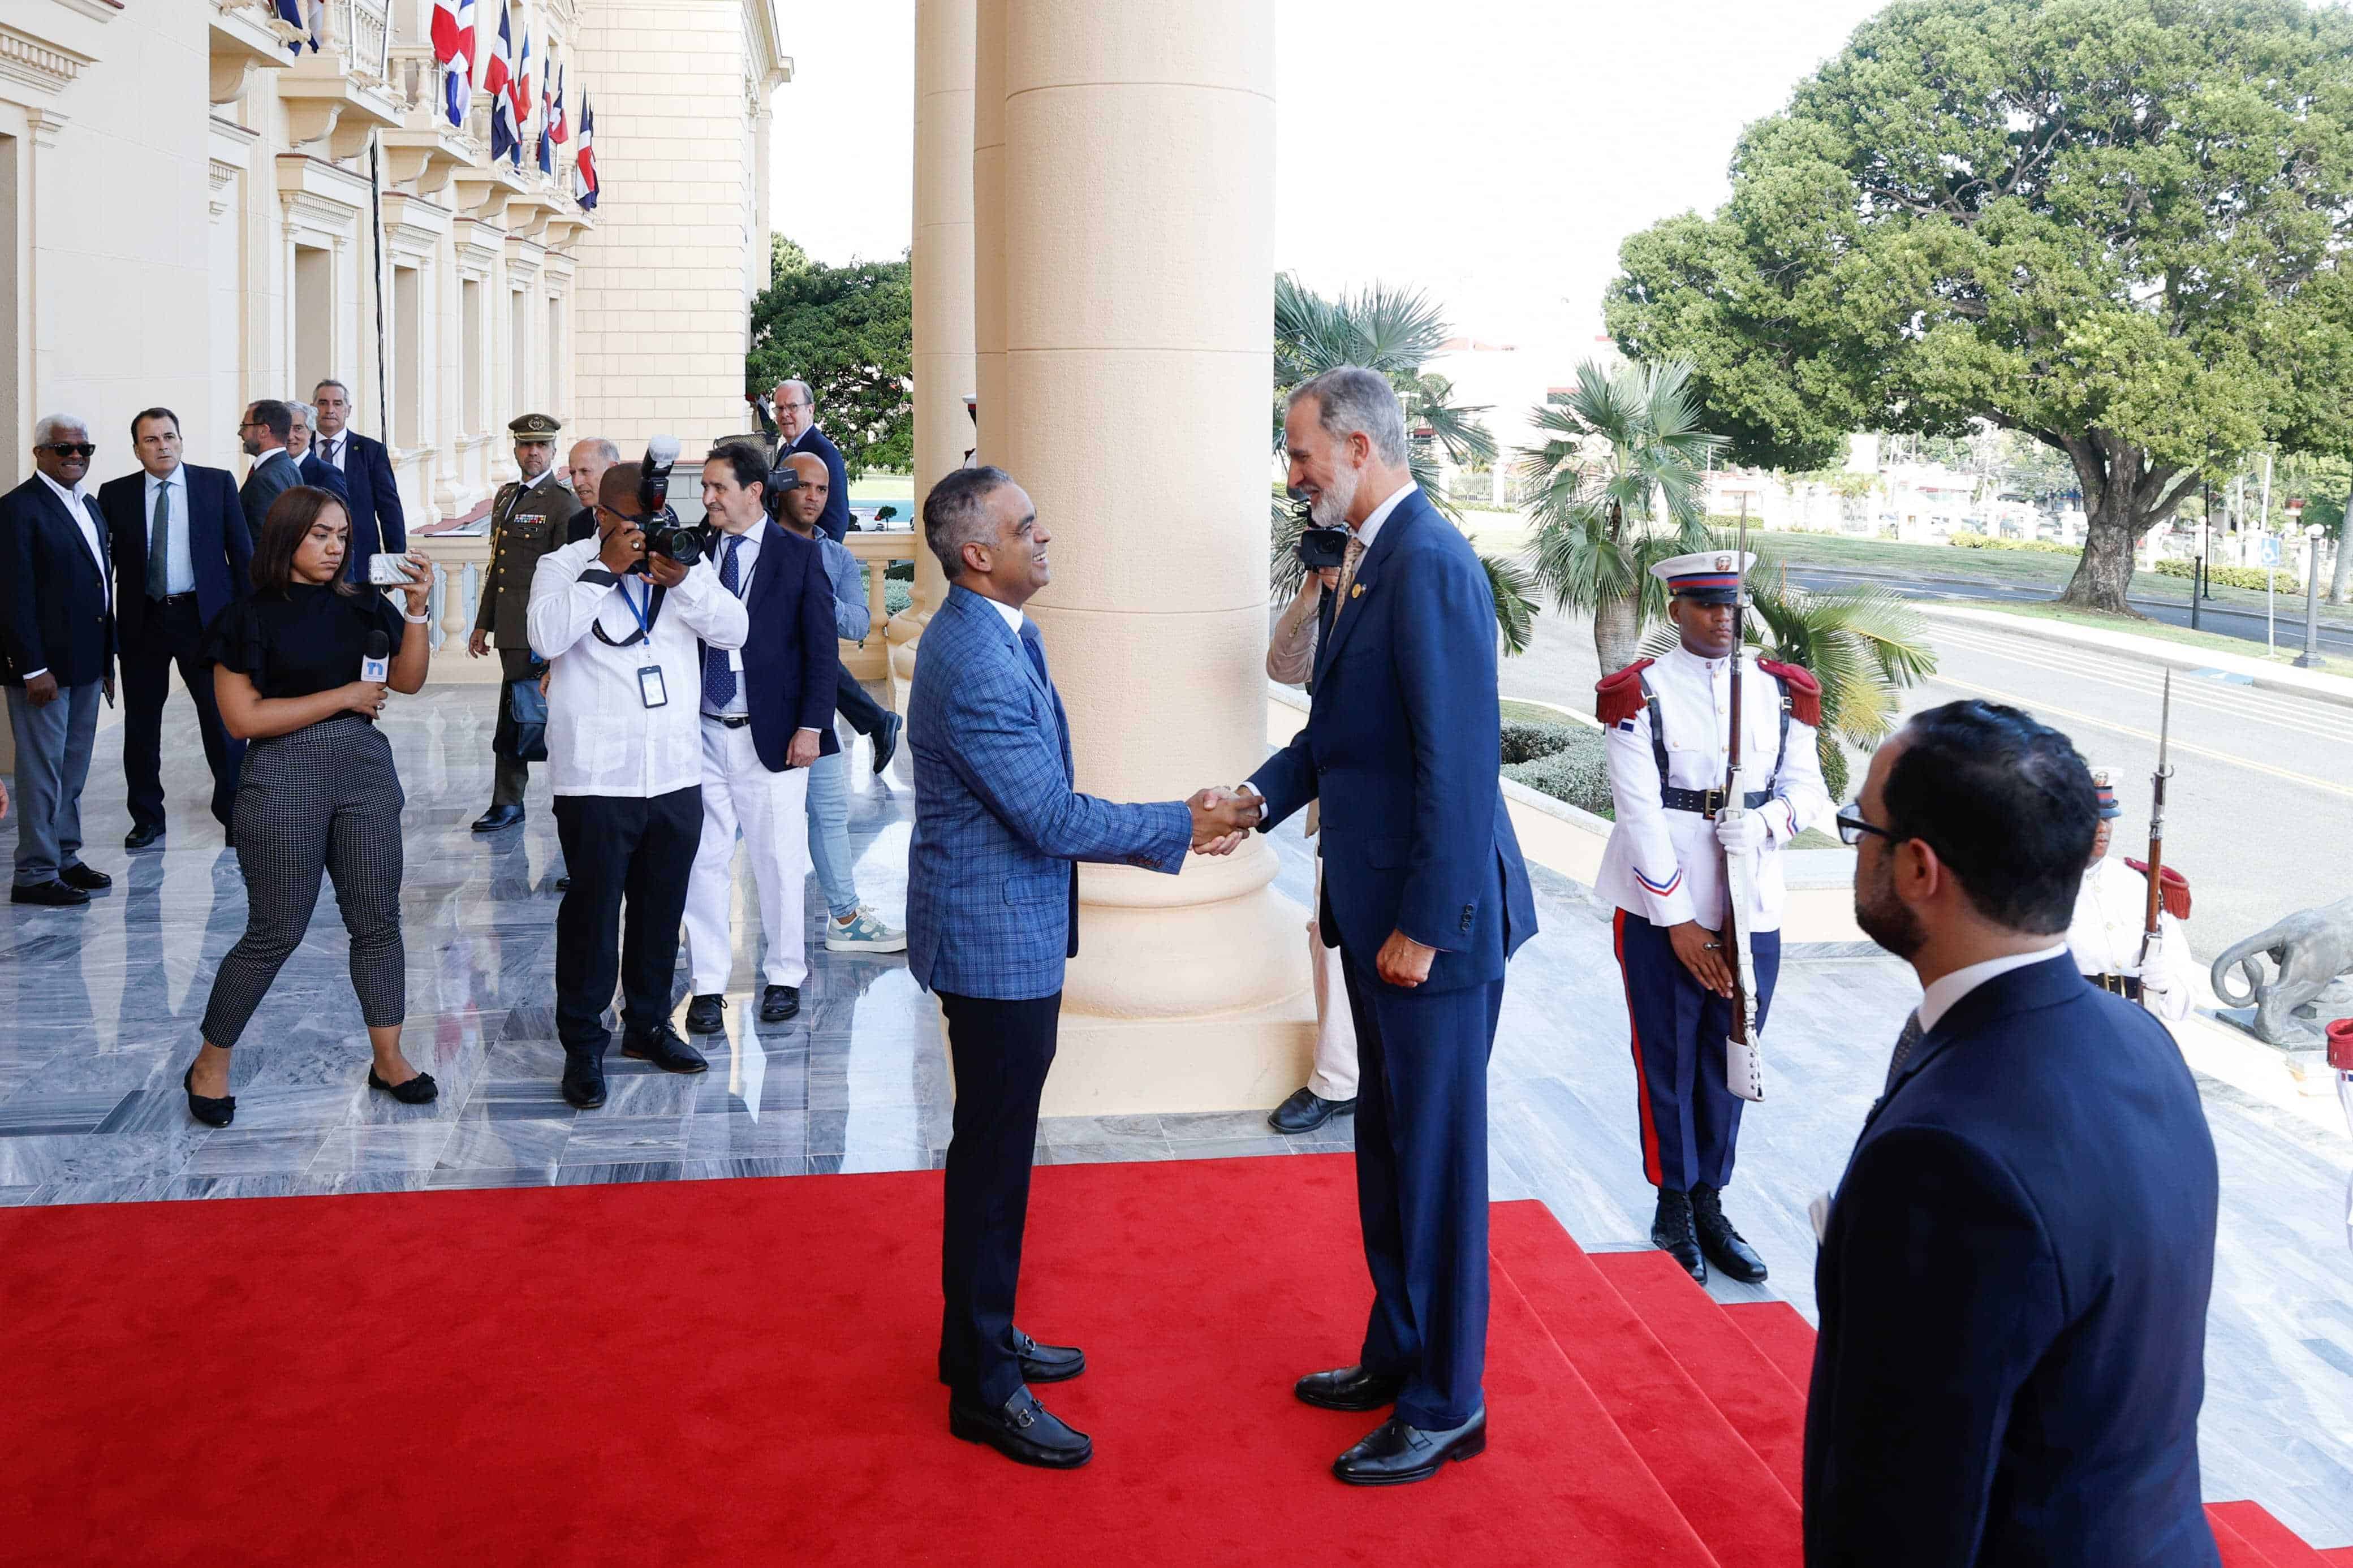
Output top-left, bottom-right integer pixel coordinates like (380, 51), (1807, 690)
(1949, 530), (2078, 554)
(2149, 555), (2301, 592)
(1499, 722), (1614, 817)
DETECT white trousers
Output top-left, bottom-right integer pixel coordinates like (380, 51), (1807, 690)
(1307, 854), (1359, 1101)
(681, 719), (812, 995)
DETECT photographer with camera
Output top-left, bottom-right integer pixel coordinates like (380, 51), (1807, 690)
(678, 444), (840, 1033)
(527, 446), (749, 1109)
(1262, 523), (1361, 1136)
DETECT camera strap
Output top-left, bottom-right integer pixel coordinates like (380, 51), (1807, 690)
(591, 578), (663, 648)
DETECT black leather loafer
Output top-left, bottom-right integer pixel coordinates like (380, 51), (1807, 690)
(182, 1064), (235, 1128)
(872, 711), (903, 776)
(470, 804), (524, 833)
(684, 994), (727, 1035)
(11, 880), (88, 907)
(759, 984), (800, 1023)
(560, 1051), (607, 1109)
(949, 1388), (1092, 1470)
(1691, 1184), (1768, 1284)
(1014, 1329), (1084, 1384)
(367, 1068), (440, 1105)
(1295, 1364), (1407, 1413)
(1269, 1086), (1355, 1135)
(124, 824), (164, 852)
(1332, 1409), (1486, 1485)
(1651, 1189), (1707, 1285)
(60, 863), (111, 892)
(621, 1023), (708, 1074)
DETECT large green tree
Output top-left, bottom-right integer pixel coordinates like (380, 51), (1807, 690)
(746, 235), (913, 474)
(1606, 0), (2353, 614)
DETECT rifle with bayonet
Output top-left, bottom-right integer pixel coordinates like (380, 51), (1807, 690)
(1722, 500), (1765, 1102)
(2139, 671), (2175, 971)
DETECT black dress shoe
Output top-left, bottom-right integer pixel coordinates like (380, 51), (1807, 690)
(684, 994), (727, 1035)
(1332, 1409), (1486, 1485)
(1269, 1086), (1355, 1135)
(367, 1068), (440, 1105)
(11, 880), (88, 907)
(1295, 1363), (1407, 1413)
(759, 984), (800, 1023)
(1014, 1329), (1084, 1384)
(871, 711), (903, 776)
(124, 824), (165, 852)
(471, 804), (525, 833)
(949, 1388), (1092, 1470)
(560, 1051), (607, 1109)
(1651, 1189), (1708, 1285)
(182, 1064), (235, 1128)
(1691, 1184), (1768, 1284)
(621, 1023), (708, 1074)
(59, 863), (111, 892)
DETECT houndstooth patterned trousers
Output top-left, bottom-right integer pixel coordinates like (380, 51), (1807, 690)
(201, 715), (408, 1047)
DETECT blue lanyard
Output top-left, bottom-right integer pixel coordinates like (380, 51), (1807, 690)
(617, 575), (653, 638)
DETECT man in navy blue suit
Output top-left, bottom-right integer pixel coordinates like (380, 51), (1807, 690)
(288, 402), (350, 504)
(1809, 700), (2220, 1566)
(1, 415), (118, 906)
(100, 407), (252, 849)
(309, 379), (405, 583)
(1240, 367), (1536, 1485)
(906, 465), (1257, 1471)
(678, 443), (839, 1033)
(235, 400), (301, 539)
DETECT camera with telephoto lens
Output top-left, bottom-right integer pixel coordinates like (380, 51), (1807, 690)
(635, 435), (703, 567)
(1296, 525), (1350, 572)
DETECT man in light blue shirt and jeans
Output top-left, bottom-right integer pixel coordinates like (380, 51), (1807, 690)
(778, 451), (905, 953)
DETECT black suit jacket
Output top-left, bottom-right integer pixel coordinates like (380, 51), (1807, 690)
(783, 426), (851, 542)
(324, 430), (405, 581)
(239, 450), (301, 539)
(0, 476), (117, 688)
(706, 521), (839, 772)
(1805, 956), (2221, 1567)
(101, 464), (252, 647)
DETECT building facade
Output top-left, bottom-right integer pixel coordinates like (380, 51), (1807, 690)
(1, 0), (788, 528)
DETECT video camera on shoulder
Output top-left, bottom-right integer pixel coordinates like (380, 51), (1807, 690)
(636, 436), (703, 567)
(1296, 524), (1350, 572)
(759, 460), (803, 524)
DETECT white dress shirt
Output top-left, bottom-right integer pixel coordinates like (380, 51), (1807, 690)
(146, 467), (196, 596)
(317, 432), (348, 472)
(1350, 480), (1416, 554)
(1597, 643), (1831, 932)
(703, 524), (762, 719)
(527, 537), (749, 798)
(1916, 945), (2070, 1035)
(983, 593), (1025, 638)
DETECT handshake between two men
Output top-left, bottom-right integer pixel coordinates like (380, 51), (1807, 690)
(1184, 785), (1262, 857)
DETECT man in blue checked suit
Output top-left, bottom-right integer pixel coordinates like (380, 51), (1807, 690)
(907, 465), (1260, 1472)
(1238, 368), (1535, 1487)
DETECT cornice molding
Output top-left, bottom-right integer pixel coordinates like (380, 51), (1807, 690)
(0, 24), (94, 97)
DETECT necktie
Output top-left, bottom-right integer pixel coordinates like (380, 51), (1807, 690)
(322, 437), (338, 466)
(1329, 534), (1368, 624)
(701, 534), (744, 710)
(146, 480), (170, 600)
(1883, 1010), (1924, 1093)
(1019, 621), (1051, 689)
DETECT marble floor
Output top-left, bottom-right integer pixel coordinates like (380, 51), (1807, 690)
(2, 683), (2349, 1545)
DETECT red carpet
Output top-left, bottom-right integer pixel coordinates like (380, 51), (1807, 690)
(3, 1154), (2340, 1565)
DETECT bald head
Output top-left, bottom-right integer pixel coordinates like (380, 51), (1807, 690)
(780, 450), (829, 535)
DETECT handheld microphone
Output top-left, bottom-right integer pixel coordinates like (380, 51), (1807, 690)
(361, 629), (391, 685)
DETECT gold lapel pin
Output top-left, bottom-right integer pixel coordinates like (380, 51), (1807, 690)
(1351, 583), (1365, 599)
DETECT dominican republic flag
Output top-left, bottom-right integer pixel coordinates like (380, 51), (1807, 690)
(432, 0), (475, 128)
(536, 72), (553, 174)
(572, 94), (598, 210)
(484, 2), (516, 163)
(510, 22), (532, 167)
(549, 66), (569, 145)
(275, 0), (309, 57)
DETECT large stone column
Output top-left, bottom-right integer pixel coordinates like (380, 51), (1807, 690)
(1000, 0), (1311, 1114)
(970, 0), (1006, 463)
(889, 0), (975, 702)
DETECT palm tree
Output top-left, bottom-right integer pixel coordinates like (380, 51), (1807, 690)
(1270, 274), (1536, 652)
(1519, 357), (1721, 682)
(1637, 552), (1938, 800)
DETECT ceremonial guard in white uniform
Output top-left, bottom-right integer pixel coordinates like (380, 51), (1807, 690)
(2067, 767), (2196, 1022)
(1596, 550), (1830, 1285)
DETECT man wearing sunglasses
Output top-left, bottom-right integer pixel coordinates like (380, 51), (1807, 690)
(1594, 549), (1830, 1286)
(0, 415), (119, 906)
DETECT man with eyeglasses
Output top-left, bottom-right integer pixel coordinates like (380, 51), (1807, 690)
(1593, 549), (1829, 1286)
(526, 460), (748, 1111)
(0, 415), (119, 905)
(1808, 701), (2219, 1566)
(236, 400), (301, 539)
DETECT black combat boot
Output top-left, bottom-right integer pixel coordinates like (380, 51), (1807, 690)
(1691, 1184), (1768, 1284)
(1650, 1189), (1706, 1284)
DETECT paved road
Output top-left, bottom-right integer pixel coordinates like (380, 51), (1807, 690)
(1787, 564), (2353, 660)
(1497, 607), (2353, 969)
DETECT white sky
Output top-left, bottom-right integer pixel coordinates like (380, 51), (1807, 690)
(769, 0), (1885, 379)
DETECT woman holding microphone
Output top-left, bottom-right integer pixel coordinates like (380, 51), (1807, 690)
(180, 486), (436, 1126)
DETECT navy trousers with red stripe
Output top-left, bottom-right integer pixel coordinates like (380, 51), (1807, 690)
(1614, 909), (1781, 1194)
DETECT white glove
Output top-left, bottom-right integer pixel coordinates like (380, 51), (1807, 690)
(1714, 808), (1770, 854)
(2136, 939), (2170, 1010)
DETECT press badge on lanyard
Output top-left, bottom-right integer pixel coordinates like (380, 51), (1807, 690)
(618, 578), (667, 708)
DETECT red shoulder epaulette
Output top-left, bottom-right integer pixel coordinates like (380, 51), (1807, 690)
(1757, 659), (1822, 727)
(1595, 658), (1656, 727)
(2124, 858), (2191, 920)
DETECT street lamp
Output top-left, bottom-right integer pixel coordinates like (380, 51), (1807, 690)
(2296, 522), (2328, 668)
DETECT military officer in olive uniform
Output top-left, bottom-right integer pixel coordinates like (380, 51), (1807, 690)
(468, 413), (575, 832)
